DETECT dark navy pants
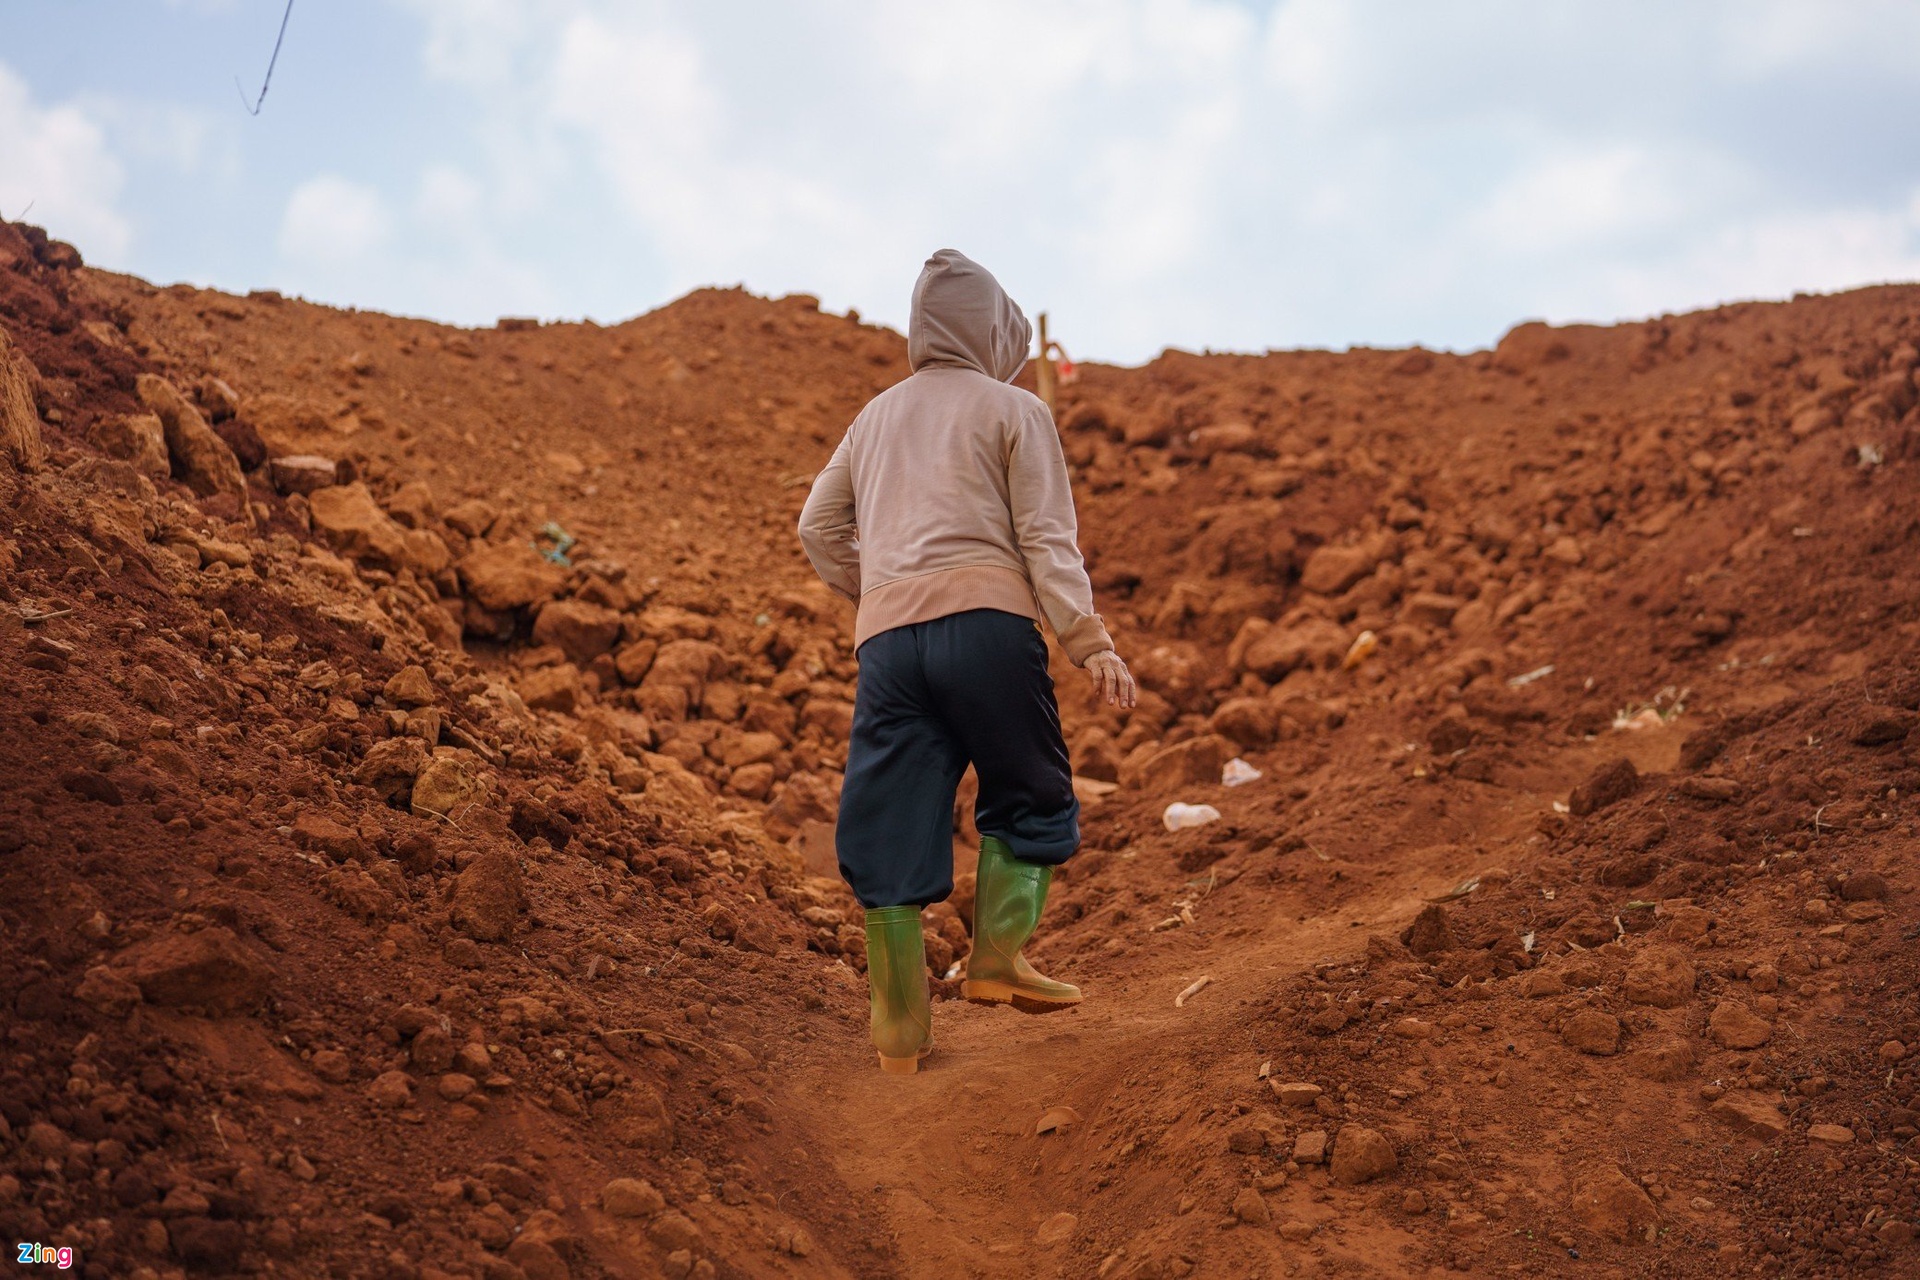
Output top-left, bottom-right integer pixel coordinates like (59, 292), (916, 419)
(837, 609), (1080, 908)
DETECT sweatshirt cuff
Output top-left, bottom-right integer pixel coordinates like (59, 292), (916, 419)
(1059, 614), (1114, 666)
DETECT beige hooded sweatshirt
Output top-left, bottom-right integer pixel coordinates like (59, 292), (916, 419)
(797, 249), (1113, 665)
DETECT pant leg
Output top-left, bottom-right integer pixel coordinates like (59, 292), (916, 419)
(921, 610), (1080, 866)
(835, 625), (970, 908)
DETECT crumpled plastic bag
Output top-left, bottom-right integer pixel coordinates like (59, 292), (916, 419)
(1162, 802), (1222, 832)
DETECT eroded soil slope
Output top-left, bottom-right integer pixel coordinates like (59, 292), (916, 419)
(2, 217), (1918, 1279)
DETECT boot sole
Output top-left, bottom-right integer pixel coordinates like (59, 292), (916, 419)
(962, 979), (1081, 1014)
(876, 1043), (934, 1074)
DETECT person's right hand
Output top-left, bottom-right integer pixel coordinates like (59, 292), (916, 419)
(1085, 650), (1137, 709)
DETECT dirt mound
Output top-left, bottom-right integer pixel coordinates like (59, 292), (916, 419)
(2, 213), (1918, 1278)
(1, 223), (885, 1280)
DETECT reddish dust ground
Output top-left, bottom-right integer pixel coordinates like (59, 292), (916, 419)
(2, 216), (1919, 1280)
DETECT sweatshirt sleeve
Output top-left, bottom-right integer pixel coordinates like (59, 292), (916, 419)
(797, 437), (862, 603)
(1006, 402), (1114, 665)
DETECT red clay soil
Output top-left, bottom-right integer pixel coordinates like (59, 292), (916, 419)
(2, 215), (1919, 1280)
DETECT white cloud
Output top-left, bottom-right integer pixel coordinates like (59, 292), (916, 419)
(277, 176), (393, 263)
(1263, 0), (1354, 113)
(1067, 94), (1242, 283)
(79, 97), (232, 180)
(415, 165), (483, 225)
(434, 0), (1270, 338)
(1714, 0), (1920, 77)
(1597, 194), (1920, 321)
(541, 8), (910, 304)
(276, 3), (1920, 355)
(0, 61), (130, 257)
(403, 0), (562, 86)
(265, 163), (558, 326)
(1470, 146), (1686, 254)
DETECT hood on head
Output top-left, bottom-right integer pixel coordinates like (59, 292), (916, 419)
(906, 249), (1033, 383)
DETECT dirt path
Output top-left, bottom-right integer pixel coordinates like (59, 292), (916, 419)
(772, 725), (1698, 1278)
(776, 874), (1464, 1276)
(775, 846), (1472, 1273)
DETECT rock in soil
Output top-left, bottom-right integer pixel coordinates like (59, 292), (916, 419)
(1624, 948), (1696, 1007)
(601, 1178), (667, 1218)
(1231, 1188), (1271, 1225)
(1708, 999), (1774, 1049)
(1709, 1093), (1789, 1139)
(1401, 903), (1456, 956)
(411, 755), (487, 820)
(459, 541), (569, 611)
(120, 927), (272, 1014)
(449, 847), (529, 942)
(1569, 757), (1639, 816)
(1329, 1125), (1398, 1185)
(1561, 1009), (1622, 1055)
(1270, 1081), (1323, 1108)
(1571, 1166), (1660, 1243)
(367, 1070), (413, 1108)
(137, 372), (247, 507)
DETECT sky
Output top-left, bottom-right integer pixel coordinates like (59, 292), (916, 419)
(5, 0), (1920, 364)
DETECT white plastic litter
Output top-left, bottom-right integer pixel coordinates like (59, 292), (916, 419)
(1221, 757), (1263, 787)
(1174, 975), (1212, 1007)
(1507, 664), (1555, 688)
(1341, 629), (1379, 670)
(1162, 802), (1222, 832)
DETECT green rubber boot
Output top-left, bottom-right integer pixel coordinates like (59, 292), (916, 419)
(864, 906), (934, 1075)
(962, 837), (1082, 1013)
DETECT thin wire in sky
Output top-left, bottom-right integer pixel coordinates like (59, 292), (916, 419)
(235, 0), (296, 117)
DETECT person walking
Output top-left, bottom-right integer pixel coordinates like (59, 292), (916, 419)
(798, 249), (1136, 1075)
